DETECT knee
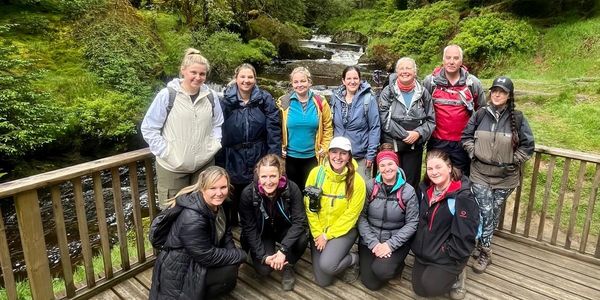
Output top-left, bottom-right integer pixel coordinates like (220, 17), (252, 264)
(372, 265), (396, 281)
(317, 257), (338, 276)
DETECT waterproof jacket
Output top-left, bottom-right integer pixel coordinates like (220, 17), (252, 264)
(304, 161), (366, 240)
(462, 105), (535, 189)
(239, 179), (307, 262)
(379, 74), (435, 151)
(423, 67), (486, 142)
(277, 91), (333, 163)
(217, 84), (282, 184)
(141, 78), (224, 173)
(149, 192), (246, 299)
(330, 81), (381, 161)
(358, 170), (419, 251)
(411, 177), (479, 275)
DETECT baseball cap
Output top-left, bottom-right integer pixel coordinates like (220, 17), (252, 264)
(490, 76), (514, 94)
(328, 136), (352, 151)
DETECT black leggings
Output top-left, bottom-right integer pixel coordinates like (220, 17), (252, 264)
(204, 264), (239, 298)
(248, 231), (309, 276)
(358, 243), (410, 290)
(411, 260), (458, 297)
(285, 156), (318, 191)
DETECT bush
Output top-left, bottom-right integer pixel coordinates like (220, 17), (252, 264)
(247, 15), (306, 50)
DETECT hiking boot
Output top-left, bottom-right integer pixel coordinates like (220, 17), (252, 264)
(471, 243), (482, 259)
(472, 247), (492, 274)
(281, 265), (296, 291)
(449, 269), (467, 300)
(342, 253), (359, 283)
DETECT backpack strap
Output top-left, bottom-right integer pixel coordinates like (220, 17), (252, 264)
(163, 87), (215, 133)
(314, 94), (324, 112)
(368, 178), (406, 211)
(315, 166), (325, 188)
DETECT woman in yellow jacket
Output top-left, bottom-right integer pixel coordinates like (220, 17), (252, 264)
(304, 136), (366, 287)
(277, 67), (333, 191)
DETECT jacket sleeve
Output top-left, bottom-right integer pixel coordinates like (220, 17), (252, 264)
(386, 184), (419, 251)
(358, 183), (380, 250)
(141, 88), (169, 157)
(414, 90), (436, 145)
(238, 185), (267, 261)
(264, 92), (282, 156)
(318, 98), (334, 155)
(366, 94), (381, 162)
(422, 75), (434, 94)
(379, 88), (409, 140)
(461, 110), (479, 159)
(180, 209), (246, 267)
(471, 77), (487, 111)
(514, 115), (535, 165)
(445, 188), (479, 261)
(304, 167), (324, 239)
(280, 181), (308, 250)
(211, 90), (224, 143)
(326, 175), (366, 239)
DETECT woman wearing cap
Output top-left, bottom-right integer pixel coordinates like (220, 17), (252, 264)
(304, 136), (366, 286)
(277, 67), (333, 191)
(238, 154), (308, 291)
(411, 149), (479, 300)
(357, 143), (419, 290)
(379, 57), (435, 190)
(330, 66), (380, 180)
(462, 76), (534, 274)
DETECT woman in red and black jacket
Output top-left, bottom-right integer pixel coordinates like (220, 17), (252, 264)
(411, 149), (479, 300)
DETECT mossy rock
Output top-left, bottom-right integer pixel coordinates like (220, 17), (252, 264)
(331, 30), (368, 45)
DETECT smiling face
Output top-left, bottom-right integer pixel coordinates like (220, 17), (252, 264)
(443, 46), (463, 76)
(328, 148), (351, 173)
(201, 175), (229, 210)
(180, 63), (207, 92)
(258, 165), (281, 196)
(236, 67), (256, 95)
(342, 69), (360, 94)
(395, 60), (416, 86)
(426, 157), (452, 189)
(378, 159), (399, 184)
(490, 87), (509, 107)
(291, 72), (311, 97)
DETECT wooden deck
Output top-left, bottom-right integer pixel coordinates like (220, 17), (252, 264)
(90, 231), (600, 300)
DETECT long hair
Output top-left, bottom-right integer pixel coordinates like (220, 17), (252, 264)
(254, 154), (286, 182)
(508, 95), (520, 150)
(164, 166), (230, 208)
(423, 149), (462, 186)
(345, 158), (356, 200)
(179, 48), (210, 77)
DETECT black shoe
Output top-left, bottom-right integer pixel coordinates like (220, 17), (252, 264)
(281, 265), (296, 291)
(342, 253), (359, 283)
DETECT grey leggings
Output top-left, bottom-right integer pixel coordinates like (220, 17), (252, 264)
(310, 228), (358, 287)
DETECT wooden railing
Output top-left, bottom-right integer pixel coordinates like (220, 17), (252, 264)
(0, 149), (158, 300)
(0, 145), (599, 299)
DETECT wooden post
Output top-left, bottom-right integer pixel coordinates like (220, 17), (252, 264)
(0, 207), (18, 300)
(14, 190), (54, 300)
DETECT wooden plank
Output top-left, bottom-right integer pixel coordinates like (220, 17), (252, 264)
(510, 165), (525, 234)
(111, 277), (149, 299)
(580, 164), (600, 253)
(89, 289), (121, 300)
(72, 178), (95, 288)
(524, 152), (542, 237)
(128, 162), (145, 263)
(111, 167), (130, 270)
(51, 185), (76, 297)
(537, 156), (556, 241)
(565, 161), (587, 249)
(14, 190), (54, 299)
(144, 159), (158, 221)
(93, 172), (113, 279)
(0, 149), (152, 198)
(535, 145), (600, 164)
(230, 277), (271, 300)
(551, 158), (572, 245)
(0, 206), (18, 300)
(237, 264), (305, 300)
(134, 267), (153, 290)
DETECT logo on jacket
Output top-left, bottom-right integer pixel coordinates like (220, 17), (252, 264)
(459, 210), (468, 218)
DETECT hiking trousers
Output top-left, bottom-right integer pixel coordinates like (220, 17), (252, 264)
(310, 228), (358, 287)
(358, 243), (410, 290)
(412, 260), (458, 297)
(472, 183), (514, 247)
(248, 230), (309, 276)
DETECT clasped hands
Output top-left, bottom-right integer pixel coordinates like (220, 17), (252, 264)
(372, 242), (392, 259)
(264, 250), (288, 270)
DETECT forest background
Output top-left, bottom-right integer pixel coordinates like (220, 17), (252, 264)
(1, 0), (599, 180)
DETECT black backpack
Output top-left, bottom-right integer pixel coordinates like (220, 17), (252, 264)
(149, 204), (184, 250)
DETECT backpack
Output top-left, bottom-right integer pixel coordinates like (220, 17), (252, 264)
(252, 185), (293, 224)
(368, 179), (406, 211)
(149, 204), (184, 250)
(329, 89), (374, 121)
(429, 66), (479, 113)
(162, 86), (216, 132)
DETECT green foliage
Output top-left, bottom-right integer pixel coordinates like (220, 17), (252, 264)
(304, 0), (352, 28)
(265, 0), (306, 24)
(247, 15), (306, 50)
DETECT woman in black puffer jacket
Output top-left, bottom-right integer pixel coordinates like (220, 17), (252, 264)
(149, 166), (247, 300)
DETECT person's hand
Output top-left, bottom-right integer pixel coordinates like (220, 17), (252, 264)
(403, 131), (420, 144)
(315, 234), (328, 252)
(317, 149), (326, 158)
(366, 160), (373, 169)
(372, 242), (392, 258)
(266, 251), (288, 270)
(282, 149), (287, 158)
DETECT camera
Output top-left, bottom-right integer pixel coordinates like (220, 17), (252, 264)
(304, 186), (322, 213)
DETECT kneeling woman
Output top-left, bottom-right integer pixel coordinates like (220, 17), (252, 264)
(239, 154), (308, 291)
(150, 166), (247, 300)
(358, 145), (419, 290)
(411, 150), (479, 300)
(305, 136), (366, 286)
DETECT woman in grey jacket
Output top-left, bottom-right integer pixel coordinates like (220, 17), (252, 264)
(462, 76), (535, 274)
(358, 145), (419, 290)
(379, 57), (435, 190)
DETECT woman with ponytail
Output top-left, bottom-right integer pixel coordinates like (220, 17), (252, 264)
(461, 76), (535, 274)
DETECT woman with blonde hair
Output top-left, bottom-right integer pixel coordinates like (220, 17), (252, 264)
(149, 166), (247, 299)
(277, 66), (333, 191)
(142, 48), (224, 209)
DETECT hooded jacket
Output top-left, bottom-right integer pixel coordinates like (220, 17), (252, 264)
(358, 170), (419, 251)
(149, 192), (246, 299)
(462, 105), (535, 189)
(141, 78), (224, 173)
(304, 160), (366, 240)
(379, 74), (435, 151)
(411, 177), (479, 275)
(239, 179), (307, 262)
(330, 81), (381, 161)
(217, 84), (282, 184)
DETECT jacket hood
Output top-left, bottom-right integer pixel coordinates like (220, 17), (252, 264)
(432, 66), (471, 86)
(166, 78), (183, 91)
(374, 169), (407, 192)
(223, 83), (263, 107)
(332, 80), (372, 101)
(176, 191), (212, 217)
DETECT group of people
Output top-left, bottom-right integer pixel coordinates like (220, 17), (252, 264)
(143, 44), (535, 299)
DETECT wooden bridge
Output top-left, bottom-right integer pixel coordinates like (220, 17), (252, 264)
(0, 146), (599, 299)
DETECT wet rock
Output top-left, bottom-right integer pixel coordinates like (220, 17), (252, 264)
(331, 30), (368, 45)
